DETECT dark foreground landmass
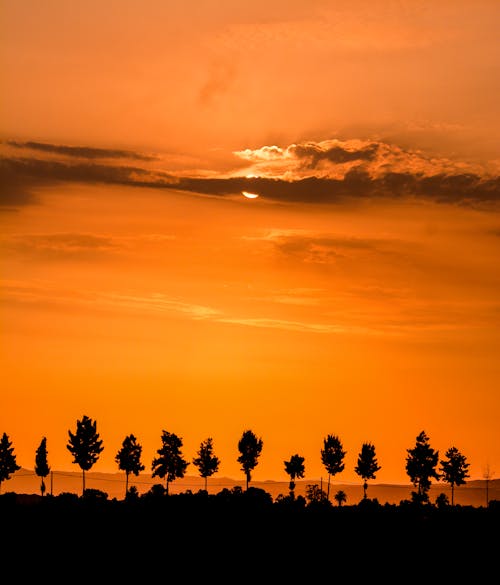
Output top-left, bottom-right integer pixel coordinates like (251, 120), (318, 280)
(2, 489), (498, 580)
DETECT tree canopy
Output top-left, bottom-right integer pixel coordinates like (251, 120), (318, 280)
(151, 430), (189, 494)
(115, 434), (145, 497)
(192, 437), (220, 491)
(67, 415), (104, 494)
(35, 437), (50, 496)
(237, 429), (263, 490)
(354, 442), (381, 499)
(405, 430), (440, 503)
(320, 434), (346, 499)
(440, 446), (470, 506)
(0, 433), (20, 494)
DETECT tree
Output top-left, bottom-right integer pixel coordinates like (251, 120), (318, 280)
(237, 429), (263, 490)
(115, 434), (145, 498)
(284, 454), (305, 499)
(405, 430), (440, 503)
(334, 489), (347, 507)
(35, 437), (50, 496)
(305, 484), (329, 506)
(439, 446), (470, 506)
(354, 442), (381, 500)
(0, 433), (20, 494)
(67, 415), (104, 495)
(151, 430), (189, 495)
(320, 434), (346, 500)
(192, 437), (220, 492)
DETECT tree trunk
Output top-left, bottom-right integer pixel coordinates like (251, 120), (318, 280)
(166, 477), (169, 495)
(125, 471), (129, 499)
(204, 476), (207, 492)
(451, 483), (455, 506)
(327, 475), (331, 500)
(363, 481), (368, 499)
(82, 469), (86, 495)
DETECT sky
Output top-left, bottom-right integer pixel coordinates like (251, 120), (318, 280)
(1, 0), (499, 487)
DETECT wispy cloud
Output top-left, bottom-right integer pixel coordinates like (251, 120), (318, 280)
(6, 140), (157, 161)
(3, 278), (498, 336)
(1, 232), (176, 260)
(252, 230), (414, 265)
(1, 233), (118, 259)
(1, 281), (349, 334)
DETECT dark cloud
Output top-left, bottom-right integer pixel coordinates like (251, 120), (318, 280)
(175, 170), (500, 206)
(290, 143), (379, 166)
(6, 140), (157, 161)
(1, 154), (499, 209)
(0, 157), (178, 206)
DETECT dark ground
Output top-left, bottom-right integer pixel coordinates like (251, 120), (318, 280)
(1, 491), (498, 581)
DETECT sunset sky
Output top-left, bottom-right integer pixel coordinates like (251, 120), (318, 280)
(1, 0), (499, 486)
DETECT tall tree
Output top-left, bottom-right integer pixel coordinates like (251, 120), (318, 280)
(115, 434), (145, 498)
(0, 433), (21, 494)
(354, 442), (381, 500)
(284, 454), (305, 499)
(192, 437), (220, 492)
(35, 437), (50, 496)
(151, 430), (189, 495)
(237, 429), (263, 490)
(405, 430), (440, 503)
(67, 415), (104, 495)
(320, 434), (346, 500)
(440, 446), (470, 506)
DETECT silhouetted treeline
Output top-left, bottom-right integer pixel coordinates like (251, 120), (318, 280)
(0, 419), (490, 509)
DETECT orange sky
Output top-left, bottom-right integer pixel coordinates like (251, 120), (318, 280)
(1, 0), (499, 486)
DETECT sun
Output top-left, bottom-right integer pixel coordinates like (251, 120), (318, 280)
(242, 191), (259, 199)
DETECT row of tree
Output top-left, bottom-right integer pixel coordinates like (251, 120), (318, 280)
(0, 417), (471, 505)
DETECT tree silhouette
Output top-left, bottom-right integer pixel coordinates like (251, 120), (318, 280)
(237, 429), (263, 490)
(192, 437), (220, 492)
(284, 454), (305, 499)
(115, 434), (145, 498)
(320, 434), (346, 500)
(334, 489), (347, 507)
(0, 433), (20, 494)
(35, 437), (50, 496)
(354, 442), (381, 500)
(151, 430), (189, 495)
(305, 483), (329, 505)
(67, 415), (104, 495)
(440, 446), (470, 506)
(405, 430), (440, 503)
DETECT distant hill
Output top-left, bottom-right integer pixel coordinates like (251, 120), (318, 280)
(4, 469), (498, 506)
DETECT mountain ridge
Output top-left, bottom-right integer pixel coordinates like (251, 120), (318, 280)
(4, 468), (498, 506)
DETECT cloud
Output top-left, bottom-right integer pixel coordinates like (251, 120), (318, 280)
(2, 280), (347, 334)
(257, 231), (412, 264)
(6, 140), (157, 161)
(2, 137), (499, 209)
(1, 231), (177, 260)
(1, 233), (118, 259)
(0, 156), (178, 206)
(234, 138), (492, 179)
